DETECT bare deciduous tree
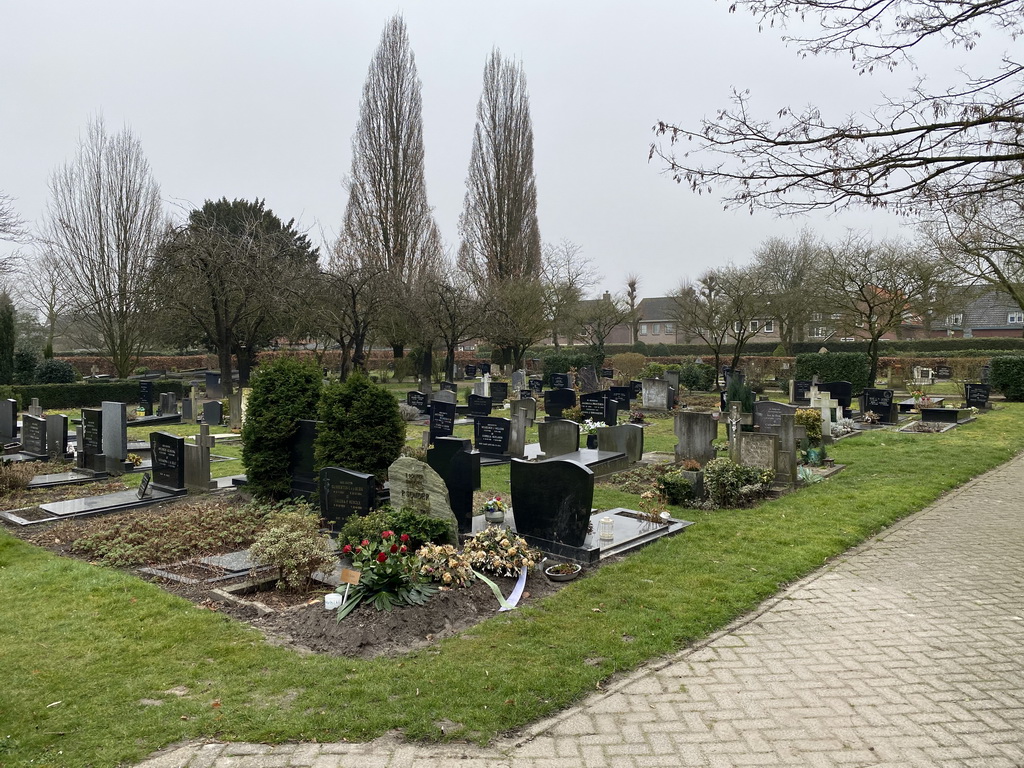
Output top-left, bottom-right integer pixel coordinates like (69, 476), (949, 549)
(541, 240), (598, 351)
(652, 0), (1024, 212)
(576, 291), (631, 359)
(343, 15), (442, 359)
(1, 192), (27, 243)
(625, 273), (641, 344)
(44, 117), (162, 377)
(18, 246), (70, 356)
(752, 230), (821, 353)
(420, 261), (484, 382)
(671, 270), (734, 386)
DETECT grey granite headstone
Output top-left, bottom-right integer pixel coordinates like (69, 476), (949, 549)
(510, 397), (537, 424)
(28, 398), (42, 418)
(511, 369), (527, 392)
(150, 431), (185, 492)
(674, 411), (718, 464)
(319, 466), (375, 532)
(737, 432), (778, 472)
(387, 457), (458, 545)
(159, 392), (178, 417)
(752, 401), (798, 435)
(595, 423), (644, 463)
(642, 378), (671, 410)
(46, 414), (68, 459)
(101, 401), (129, 475)
(664, 370), (680, 403)
(510, 457), (595, 548)
(184, 424), (217, 491)
(228, 390), (243, 429)
(578, 365), (600, 394)
(538, 419), (580, 458)
(203, 400), (223, 426)
(431, 389), (457, 405)
(509, 406), (529, 459)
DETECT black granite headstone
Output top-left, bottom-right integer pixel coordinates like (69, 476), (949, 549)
(550, 372), (570, 389)
(935, 365), (953, 380)
(81, 407), (104, 472)
(528, 378), (544, 396)
(965, 383), (990, 408)
(319, 466), (376, 532)
(429, 400), (456, 443)
(601, 368), (614, 379)
(407, 391), (429, 413)
(289, 419), (318, 500)
(21, 414), (46, 457)
(0, 398), (17, 442)
(426, 437), (480, 534)
(468, 394), (493, 418)
(150, 431), (185, 491)
(861, 388), (897, 423)
(510, 458), (595, 547)
(489, 381), (509, 403)
(440, 380), (458, 393)
(544, 387), (577, 419)
(751, 401), (798, 434)
(478, 363), (491, 375)
(609, 386), (631, 408)
(139, 381), (154, 416)
(46, 414), (68, 459)
(792, 380), (813, 404)
(464, 364), (477, 378)
(579, 391), (609, 422)
(205, 371), (223, 399)
(474, 416), (511, 456)
(822, 381), (854, 410)
(629, 380), (643, 400)
(203, 400), (223, 426)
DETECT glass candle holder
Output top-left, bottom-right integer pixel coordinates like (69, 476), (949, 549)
(598, 517), (615, 541)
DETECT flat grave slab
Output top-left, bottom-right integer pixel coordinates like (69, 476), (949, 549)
(130, 413), (182, 428)
(38, 487), (186, 521)
(27, 471), (98, 490)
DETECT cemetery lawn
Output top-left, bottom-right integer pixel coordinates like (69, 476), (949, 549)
(3, 406), (1024, 767)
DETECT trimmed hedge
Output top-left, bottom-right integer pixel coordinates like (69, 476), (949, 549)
(10, 379), (185, 409)
(542, 350), (605, 378)
(600, 336), (1024, 358)
(989, 356), (1024, 401)
(794, 352), (871, 393)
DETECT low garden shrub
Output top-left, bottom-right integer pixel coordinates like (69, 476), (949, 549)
(639, 362), (666, 380)
(35, 359), (78, 384)
(0, 459), (37, 496)
(608, 352), (646, 381)
(11, 379), (185, 409)
(656, 469), (693, 505)
(248, 502), (336, 592)
(989, 356), (1024, 401)
(702, 457), (775, 508)
(794, 352), (871, 393)
(336, 505), (451, 551)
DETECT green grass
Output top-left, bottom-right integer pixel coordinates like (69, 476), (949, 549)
(2, 406), (1023, 766)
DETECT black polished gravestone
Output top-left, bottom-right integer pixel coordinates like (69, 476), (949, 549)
(203, 400), (223, 426)
(427, 437), (480, 533)
(791, 379), (813, 404)
(544, 387), (577, 420)
(510, 457), (595, 548)
(429, 399), (456, 443)
(822, 381), (854, 413)
(0, 398), (17, 442)
(439, 380), (458, 393)
(489, 381), (509, 404)
(629, 380), (643, 400)
(406, 390), (429, 413)
(861, 388), (897, 423)
(609, 386), (632, 409)
(478, 362), (492, 376)
(528, 378), (544, 396)
(935, 365), (953, 380)
(464, 364), (478, 378)
(46, 414), (68, 459)
(549, 372), (571, 390)
(21, 415), (47, 458)
(150, 431), (186, 492)
(601, 368), (614, 379)
(139, 380), (154, 416)
(205, 371), (223, 399)
(319, 466), (376, 532)
(79, 407), (105, 474)
(289, 420), (319, 501)
(467, 394), (493, 418)
(966, 383), (991, 408)
(579, 391), (619, 425)
(474, 416), (511, 458)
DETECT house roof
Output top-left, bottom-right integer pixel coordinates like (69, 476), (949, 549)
(938, 288), (1024, 331)
(636, 296), (677, 321)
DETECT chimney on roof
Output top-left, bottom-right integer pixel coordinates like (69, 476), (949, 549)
(602, 291), (611, 301)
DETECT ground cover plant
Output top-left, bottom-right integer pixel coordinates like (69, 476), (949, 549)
(2, 405), (1023, 767)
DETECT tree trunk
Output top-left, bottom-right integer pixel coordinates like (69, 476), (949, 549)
(217, 345), (234, 397)
(866, 337), (880, 387)
(421, 347), (433, 384)
(237, 347), (253, 387)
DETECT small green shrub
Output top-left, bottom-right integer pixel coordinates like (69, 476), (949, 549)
(314, 371), (405, 482)
(609, 352), (646, 381)
(677, 361), (716, 391)
(702, 458), (775, 509)
(248, 502), (335, 592)
(639, 362), (666, 380)
(36, 359), (78, 384)
(13, 347), (39, 386)
(656, 470), (693, 505)
(650, 343), (670, 357)
(336, 505), (451, 551)
(725, 375), (755, 415)
(794, 352), (871, 393)
(989, 356), (1024, 401)
(794, 408), (823, 446)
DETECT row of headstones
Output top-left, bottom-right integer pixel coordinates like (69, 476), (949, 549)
(791, 380), (991, 424)
(319, 441), (599, 550)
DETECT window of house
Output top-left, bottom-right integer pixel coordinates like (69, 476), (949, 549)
(946, 313), (963, 326)
(664, 322), (674, 333)
(652, 323), (661, 335)
(749, 320), (760, 332)
(830, 313), (842, 320)
(763, 320), (774, 333)
(639, 324), (648, 336)
(810, 326), (826, 338)
(1010, 312), (1024, 324)
(733, 321), (743, 333)
(810, 312), (823, 321)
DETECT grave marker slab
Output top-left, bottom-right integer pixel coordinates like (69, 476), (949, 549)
(822, 381), (854, 413)
(407, 391), (429, 413)
(427, 437), (480, 533)
(642, 378), (672, 410)
(150, 431), (186, 492)
(158, 392), (178, 417)
(468, 394), (492, 418)
(474, 416), (511, 457)
(578, 365), (600, 394)
(544, 388), (576, 420)
(528, 378), (544, 396)
(609, 386), (631, 409)
(595, 423), (644, 463)
(0, 399), (17, 442)
(966, 383), (990, 409)
(549, 372), (571, 390)
(464, 364), (477, 378)
(601, 367), (614, 379)
(510, 396), (537, 424)
(537, 419), (580, 458)
(184, 424), (217, 491)
(101, 401), (130, 475)
(139, 381), (154, 416)
(664, 370), (680, 404)
(319, 467), (375, 532)
(630, 380), (643, 400)
(935, 365), (953, 380)
(205, 371), (223, 399)
(80, 408), (105, 474)
(752, 401), (798, 435)
(439, 380), (458, 393)
(428, 399), (456, 443)
(21, 414), (46, 457)
(738, 432), (778, 472)
(790, 380), (813, 404)
(489, 381), (509, 403)
(477, 363), (491, 376)
(46, 414), (68, 459)
(674, 411), (717, 464)
(861, 388), (897, 423)
(511, 369), (526, 392)
(203, 400), (223, 426)
(288, 419), (318, 500)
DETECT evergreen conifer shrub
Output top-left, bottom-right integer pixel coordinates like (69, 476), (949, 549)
(241, 356), (323, 500)
(314, 371), (405, 482)
(989, 356), (1024, 401)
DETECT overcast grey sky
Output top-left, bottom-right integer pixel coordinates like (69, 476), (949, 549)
(2, 1), (961, 297)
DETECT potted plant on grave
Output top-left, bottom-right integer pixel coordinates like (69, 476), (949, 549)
(544, 561), (582, 582)
(579, 419), (606, 449)
(481, 495), (507, 525)
(794, 408), (826, 466)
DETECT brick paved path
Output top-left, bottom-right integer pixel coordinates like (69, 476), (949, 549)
(138, 454), (1024, 768)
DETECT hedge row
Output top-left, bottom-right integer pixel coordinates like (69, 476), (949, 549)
(990, 357), (1024, 401)
(2, 379), (186, 409)
(601, 336), (1024, 358)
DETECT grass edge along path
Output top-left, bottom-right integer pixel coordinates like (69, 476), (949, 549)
(2, 405), (1023, 767)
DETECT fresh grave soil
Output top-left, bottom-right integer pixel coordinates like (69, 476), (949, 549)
(3, 496), (569, 660)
